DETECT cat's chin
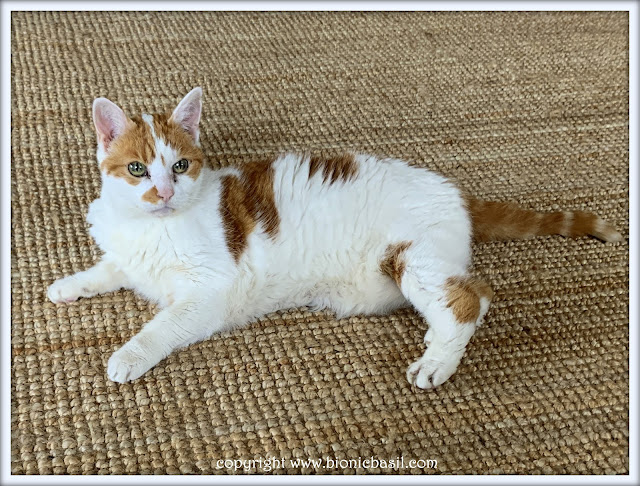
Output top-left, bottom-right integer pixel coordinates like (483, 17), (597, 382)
(148, 206), (176, 217)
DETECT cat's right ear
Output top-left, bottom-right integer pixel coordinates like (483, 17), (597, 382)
(92, 98), (130, 152)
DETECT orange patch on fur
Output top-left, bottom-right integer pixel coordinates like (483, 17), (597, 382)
(220, 175), (255, 262)
(220, 159), (280, 262)
(99, 116), (155, 185)
(240, 161), (280, 238)
(444, 277), (493, 324)
(380, 241), (412, 286)
(141, 186), (161, 204)
(308, 153), (359, 185)
(153, 113), (204, 180)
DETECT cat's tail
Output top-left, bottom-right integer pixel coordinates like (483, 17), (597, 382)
(465, 196), (622, 243)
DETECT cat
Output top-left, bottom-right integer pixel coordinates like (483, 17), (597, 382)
(47, 87), (622, 389)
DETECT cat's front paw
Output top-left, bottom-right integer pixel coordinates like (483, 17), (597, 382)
(107, 343), (160, 383)
(47, 276), (87, 304)
(406, 354), (459, 390)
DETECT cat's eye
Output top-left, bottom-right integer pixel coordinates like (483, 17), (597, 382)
(173, 159), (189, 174)
(128, 161), (147, 177)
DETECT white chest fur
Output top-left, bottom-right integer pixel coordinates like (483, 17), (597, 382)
(86, 195), (230, 307)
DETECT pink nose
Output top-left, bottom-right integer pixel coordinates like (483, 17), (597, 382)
(157, 186), (174, 202)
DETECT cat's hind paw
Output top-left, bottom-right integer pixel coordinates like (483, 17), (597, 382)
(107, 344), (159, 383)
(47, 276), (88, 304)
(406, 355), (459, 390)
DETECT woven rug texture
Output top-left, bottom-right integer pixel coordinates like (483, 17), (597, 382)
(11, 11), (629, 474)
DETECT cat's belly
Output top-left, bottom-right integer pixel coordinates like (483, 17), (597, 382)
(224, 265), (408, 326)
(307, 277), (408, 318)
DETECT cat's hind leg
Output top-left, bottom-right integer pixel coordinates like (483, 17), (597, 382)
(47, 259), (128, 303)
(400, 265), (493, 389)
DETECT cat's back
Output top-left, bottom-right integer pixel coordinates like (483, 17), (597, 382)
(270, 152), (467, 244)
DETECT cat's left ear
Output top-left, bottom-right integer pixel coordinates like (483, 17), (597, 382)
(170, 87), (203, 144)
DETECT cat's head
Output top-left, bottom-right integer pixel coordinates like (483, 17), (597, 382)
(93, 88), (206, 218)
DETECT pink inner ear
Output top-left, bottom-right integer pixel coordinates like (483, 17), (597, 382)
(176, 104), (200, 138)
(171, 88), (202, 141)
(95, 116), (117, 147)
(93, 98), (128, 150)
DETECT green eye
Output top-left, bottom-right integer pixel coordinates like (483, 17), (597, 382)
(173, 159), (189, 174)
(128, 161), (147, 177)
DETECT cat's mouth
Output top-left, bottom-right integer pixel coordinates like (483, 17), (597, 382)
(150, 205), (176, 217)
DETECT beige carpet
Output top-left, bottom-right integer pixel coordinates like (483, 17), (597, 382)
(11, 11), (629, 474)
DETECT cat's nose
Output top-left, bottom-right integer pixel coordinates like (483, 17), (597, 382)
(157, 186), (174, 202)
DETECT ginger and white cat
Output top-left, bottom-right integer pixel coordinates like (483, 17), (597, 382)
(47, 88), (622, 388)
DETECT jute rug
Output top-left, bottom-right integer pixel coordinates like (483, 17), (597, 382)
(11, 11), (629, 474)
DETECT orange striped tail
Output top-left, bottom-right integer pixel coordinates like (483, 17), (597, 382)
(466, 197), (622, 243)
